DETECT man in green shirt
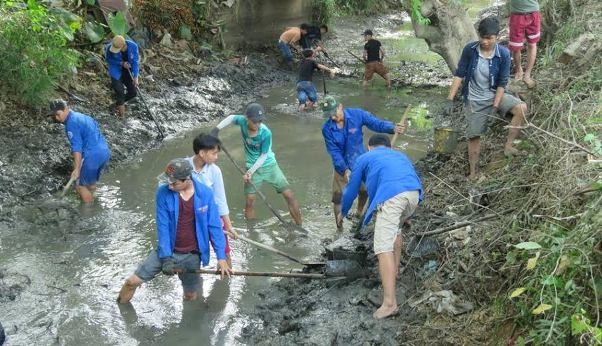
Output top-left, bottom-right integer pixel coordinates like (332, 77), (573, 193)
(211, 103), (302, 225)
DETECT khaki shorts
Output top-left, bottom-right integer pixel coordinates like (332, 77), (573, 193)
(466, 93), (523, 139)
(373, 191), (419, 255)
(364, 61), (388, 81)
(332, 170), (367, 204)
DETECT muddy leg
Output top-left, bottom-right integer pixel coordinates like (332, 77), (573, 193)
(394, 234), (402, 274)
(468, 137), (481, 180)
(183, 291), (198, 301)
(504, 103), (527, 155)
(374, 251), (398, 319)
(117, 275), (143, 304)
(523, 43), (537, 87)
(333, 203), (343, 231)
(384, 73), (392, 88)
(512, 49), (523, 80)
(282, 189), (302, 225)
(245, 194), (257, 222)
(76, 185), (95, 204)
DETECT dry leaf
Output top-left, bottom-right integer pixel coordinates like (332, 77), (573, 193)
(532, 303), (553, 314)
(509, 287), (526, 298)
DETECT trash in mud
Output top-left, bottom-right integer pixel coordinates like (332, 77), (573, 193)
(408, 289), (474, 315)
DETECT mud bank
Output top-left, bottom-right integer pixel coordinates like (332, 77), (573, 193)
(0, 50), (291, 219)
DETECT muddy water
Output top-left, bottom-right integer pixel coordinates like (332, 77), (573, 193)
(1, 79), (443, 345)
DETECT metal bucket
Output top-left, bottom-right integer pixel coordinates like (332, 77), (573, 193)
(433, 127), (459, 153)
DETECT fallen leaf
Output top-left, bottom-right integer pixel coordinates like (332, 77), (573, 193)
(509, 287), (526, 298)
(514, 241), (542, 250)
(532, 303), (553, 314)
(526, 251), (541, 270)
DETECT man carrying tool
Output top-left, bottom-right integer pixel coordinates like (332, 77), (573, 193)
(300, 24), (328, 50)
(278, 25), (308, 70)
(105, 35), (140, 117)
(340, 134), (423, 319)
(444, 17), (528, 180)
(48, 99), (111, 204)
(362, 29), (391, 88)
(117, 158), (232, 303)
(188, 133), (238, 267)
(508, 0), (541, 88)
(211, 103), (302, 226)
(297, 49), (336, 111)
(320, 96), (405, 231)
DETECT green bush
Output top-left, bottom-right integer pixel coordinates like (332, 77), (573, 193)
(0, 0), (80, 107)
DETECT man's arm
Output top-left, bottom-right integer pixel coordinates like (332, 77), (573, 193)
(155, 187), (173, 259)
(363, 48), (368, 61)
(447, 77), (464, 100)
(341, 160), (365, 217)
(360, 109), (395, 134)
(316, 63), (335, 77)
(379, 46), (385, 62)
(216, 114), (238, 130)
(129, 42), (140, 78)
(322, 126), (348, 175)
(71, 152), (82, 179)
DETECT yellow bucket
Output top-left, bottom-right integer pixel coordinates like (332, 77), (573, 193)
(433, 127), (459, 153)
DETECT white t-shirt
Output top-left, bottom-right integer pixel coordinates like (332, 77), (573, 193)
(187, 157), (230, 217)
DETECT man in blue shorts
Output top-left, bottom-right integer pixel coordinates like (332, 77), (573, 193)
(48, 99), (111, 203)
(211, 103), (302, 225)
(117, 158), (232, 303)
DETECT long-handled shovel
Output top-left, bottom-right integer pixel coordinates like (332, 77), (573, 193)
(219, 143), (311, 234)
(232, 227), (325, 268)
(60, 175), (77, 197)
(127, 69), (166, 140)
(347, 50), (366, 64)
(182, 268), (345, 279)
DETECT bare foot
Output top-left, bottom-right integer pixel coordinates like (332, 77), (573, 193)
(298, 104), (305, 112)
(523, 76), (536, 89)
(373, 305), (399, 319)
(514, 70), (524, 81)
(504, 146), (526, 157)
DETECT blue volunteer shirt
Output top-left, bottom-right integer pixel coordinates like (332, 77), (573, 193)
(64, 111), (110, 158)
(341, 147), (423, 225)
(105, 39), (140, 80)
(156, 177), (226, 265)
(322, 108), (395, 176)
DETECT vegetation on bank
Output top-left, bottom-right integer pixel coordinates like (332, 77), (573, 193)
(0, 0), (80, 107)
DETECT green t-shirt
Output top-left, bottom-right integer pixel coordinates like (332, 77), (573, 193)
(510, 0), (539, 13)
(233, 115), (277, 169)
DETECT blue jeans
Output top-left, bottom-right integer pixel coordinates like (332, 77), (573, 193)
(278, 41), (293, 63)
(296, 81), (318, 105)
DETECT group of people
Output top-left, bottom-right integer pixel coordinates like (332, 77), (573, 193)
(48, 2), (540, 321)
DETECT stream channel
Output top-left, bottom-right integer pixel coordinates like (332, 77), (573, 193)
(1, 78), (445, 345)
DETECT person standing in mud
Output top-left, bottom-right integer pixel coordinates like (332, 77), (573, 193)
(362, 29), (391, 88)
(320, 96), (405, 231)
(117, 158), (232, 304)
(48, 99), (111, 204)
(444, 17), (528, 180)
(508, 0), (541, 88)
(339, 134), (423, 319)
(210, 103), (303, 226)
(188, 133), (238, 267)
(105, 35), (140, 117)
(278, 24), (308, 70)
(297, 49), (336, 112)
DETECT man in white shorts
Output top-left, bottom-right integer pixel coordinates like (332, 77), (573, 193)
(339, 134), (423, 319)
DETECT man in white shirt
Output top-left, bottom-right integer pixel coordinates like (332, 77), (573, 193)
(188, 133), (238, 266)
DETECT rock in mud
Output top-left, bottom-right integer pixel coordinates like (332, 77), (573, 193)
(0, 269), (31, 302)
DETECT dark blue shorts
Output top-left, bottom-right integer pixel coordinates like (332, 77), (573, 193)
(296, 81), (318, 104)
(79, 149), (110, 186)
(135, 249), (202, 294)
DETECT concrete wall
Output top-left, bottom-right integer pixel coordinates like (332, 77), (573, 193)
(221, 0), (312, 49)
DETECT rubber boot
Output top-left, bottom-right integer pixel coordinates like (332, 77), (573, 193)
(117, 281), (138, 304)
(116, 104), (126, 117)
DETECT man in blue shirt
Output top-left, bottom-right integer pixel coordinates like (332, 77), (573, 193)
(48, 99), (111, 203)
(444, 17), (528, 180)
(340, 134), (423, 319)
(320, 96), (405, 231)
(105, 35), (140, 117)
(117, 158), (232, 303)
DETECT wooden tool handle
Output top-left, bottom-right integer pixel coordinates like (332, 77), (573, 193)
(391, 104), (412, 147)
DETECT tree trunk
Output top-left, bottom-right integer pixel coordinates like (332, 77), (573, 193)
(404, 0), (477, 73)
